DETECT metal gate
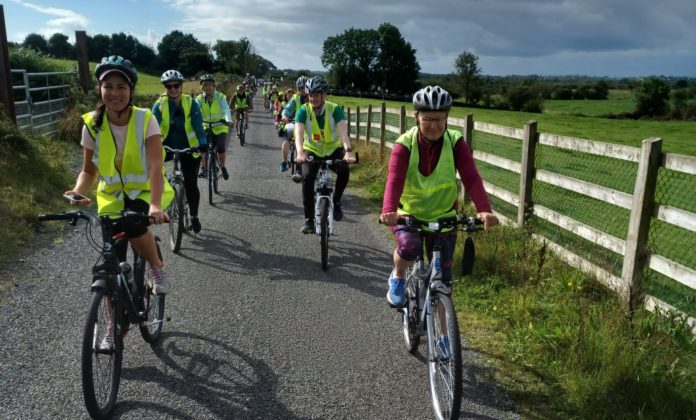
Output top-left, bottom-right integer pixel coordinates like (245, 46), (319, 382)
(11, 69), (75, 136)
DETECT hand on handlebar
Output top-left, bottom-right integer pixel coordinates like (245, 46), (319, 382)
(477, 211), (498, 231)
(148, 204), (169, 225)
(343, 151), (357, 164)
(295, 150), (308, 164)
(63, 190), (92, 207)
(379, 211), (399, 226)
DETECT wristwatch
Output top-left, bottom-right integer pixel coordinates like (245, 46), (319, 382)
(346, 147), (353, 152)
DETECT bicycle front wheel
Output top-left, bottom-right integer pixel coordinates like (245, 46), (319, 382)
(169, 182), (185, 252)
(137, 243), (165, 343)
(289, 145), (296, 175)
(208, 154), (216, 205)
(82, 289), (122, 419)
(319, 197), (329, 270)
(240, 122), (246, 146)
(426, 293), (463, 420)
(402, 268), (421, 353)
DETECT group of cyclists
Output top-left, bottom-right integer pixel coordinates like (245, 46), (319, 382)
(63, 54), (498, 335)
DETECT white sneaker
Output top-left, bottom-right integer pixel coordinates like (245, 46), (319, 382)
(149, 265), (170, 294)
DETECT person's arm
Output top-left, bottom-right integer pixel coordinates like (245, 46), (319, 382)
(220, 94), (233, 122)
(379, 144), (410, 225)
(453, 137), (497, 230)
(145, 133), (166, 224)
(281, 99), (295, 122)
(190, 100), (207, 146)
(333, 106), (355, 163)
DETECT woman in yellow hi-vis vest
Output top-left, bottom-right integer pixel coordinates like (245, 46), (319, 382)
(294, 76), (356, 234)
(64, 56), (174, 297)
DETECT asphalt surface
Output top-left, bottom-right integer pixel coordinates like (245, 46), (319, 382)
(0, 98), (518, 419)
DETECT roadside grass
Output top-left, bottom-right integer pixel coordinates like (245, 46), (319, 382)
(330, 95), (696, 155)
(0, 113), (76, 302)
(351, 140), (696, 419)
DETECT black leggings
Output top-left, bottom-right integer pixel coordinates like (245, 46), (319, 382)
(166, 152), (201, 217)
(301, 148), (349, 219)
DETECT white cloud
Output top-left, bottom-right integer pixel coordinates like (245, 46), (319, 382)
(10, 0), (89, 41)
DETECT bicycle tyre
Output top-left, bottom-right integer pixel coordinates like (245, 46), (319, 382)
(289, 144), (296, 175)
(213, 156), (219, 194)
(320, 197), (329, 270)
(426, 293), (462, 420)
(240, 119), (246, 146)
(169, 182), (185, 253)
(402, 267), (421, 353)
(137, 242), (165, 343)
(82, 289), (122, 419)
(208, 153), (215, 205)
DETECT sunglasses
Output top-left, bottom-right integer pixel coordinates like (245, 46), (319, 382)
(165, 84), (181, 90)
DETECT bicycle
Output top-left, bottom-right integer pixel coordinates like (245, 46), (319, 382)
(203, 120), (225, 205)
(306, 154), (358, 270)
(164, 145), (196, 252)
(236, 110), (247, 146)
(37, 210), (166, 419)
(386, 214), (483, 420)
(278, 122), (297, 176)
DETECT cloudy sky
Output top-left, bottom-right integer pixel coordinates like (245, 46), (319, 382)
(4, 0), (696, 77)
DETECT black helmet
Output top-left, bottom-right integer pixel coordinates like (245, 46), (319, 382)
(95, 55), (138, 86)
(199, 74), (215, 84)
(161, 69), (184, 83)
(412, 85), (452, 112)
(305, 76), (328, 93)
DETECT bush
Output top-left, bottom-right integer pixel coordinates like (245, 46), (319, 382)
(635, 77), (671, 117)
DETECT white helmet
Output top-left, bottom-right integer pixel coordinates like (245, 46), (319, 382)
(160, 69), (184, 83)
(412, 85), (452, 111)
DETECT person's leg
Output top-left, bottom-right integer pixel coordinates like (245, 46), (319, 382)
(387, 227), (422, 305)
(329, 148), (349, 220)
(216, 132), (229, 179)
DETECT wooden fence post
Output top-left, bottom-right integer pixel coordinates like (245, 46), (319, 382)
(366, 104), (373, 146)
(346, 107), (352, 140)
(380, 102), (386, 162)
(0, 5), (17, 125)
(622, 137), (662, 310)
(355, 106), (361, 143)
(518, 121), (538, 226)
(75, 31), (91, 93)
(462, 113), (474, 204)
(399, 105), (406, 134)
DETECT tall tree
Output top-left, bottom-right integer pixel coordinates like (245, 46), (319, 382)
(22, 33), (48, 54)
(87, 34), (110, 60)
(454, 52), (482, 105)
(635, 77), (671, 117)
(158, 31), (209, 71)
(47, 33), (73, 58)
(375, 23), (420, 94)
(321, 28), (380, 91)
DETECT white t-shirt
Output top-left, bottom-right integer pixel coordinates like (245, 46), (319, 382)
(81, 115), (161, 169)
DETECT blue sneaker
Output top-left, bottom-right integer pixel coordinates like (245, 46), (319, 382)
(438, 335), (452, 360)
(387, 274), (406, 306)
(280, 161), (288, 172)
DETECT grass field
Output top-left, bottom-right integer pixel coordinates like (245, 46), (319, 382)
(543, 89), (637, 117)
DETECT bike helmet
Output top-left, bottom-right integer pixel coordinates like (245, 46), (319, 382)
(412, 85), (452, 112)
(295, 76), (309, 89)
(200, 74), (215, 84)
(160, 69), (184, 84)
(236, 84), (244, 93)
(305, 76), (328, 93)
(95, 55), (138, 86)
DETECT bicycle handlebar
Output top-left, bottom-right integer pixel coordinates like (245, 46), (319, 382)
(38, 210), (152, 227)
(163, 146), (196, 154)
(306, 151), (360, 165)
(379, 214), (484, 233)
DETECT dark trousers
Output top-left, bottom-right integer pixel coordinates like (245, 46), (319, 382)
(301, 148), (349, 219)
(166, 152), (201, 217)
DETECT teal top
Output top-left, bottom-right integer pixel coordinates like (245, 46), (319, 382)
(295, 102), (346, 126)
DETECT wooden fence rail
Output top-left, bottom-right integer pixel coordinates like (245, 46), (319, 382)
(346, 104), (696, 334)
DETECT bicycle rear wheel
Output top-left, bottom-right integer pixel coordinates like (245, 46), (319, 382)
(240, 120), (246, 146)
(426, 293), (462, 420)
(137, 242), (165, 343)
(289, 144), (296, 175)
(319, 197), (329, 270)
(168, 181), (185, 252)
(82, 289), (122, 419)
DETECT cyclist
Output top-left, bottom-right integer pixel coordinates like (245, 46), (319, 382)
(294, 75), (356, 233)
(379, 85), (498, 308)
(229, 84), (253, 137)
(65, 55), (173, 296)
(282, 76), (309, 179)
(267, 84), (281, 114)
(197, 74), (233, 180)
(152, 69), (208, 233)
